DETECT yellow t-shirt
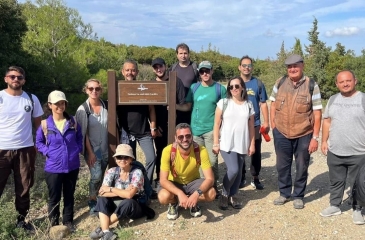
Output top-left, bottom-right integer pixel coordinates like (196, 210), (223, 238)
(54, 118), (66, 133)
(160, 144), (211, 184)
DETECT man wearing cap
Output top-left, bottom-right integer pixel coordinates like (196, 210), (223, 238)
(185, 61), (227, 194)
(169, 43), (199, 125)
(269, 54), (322, 209)
(151, 58), (190, 187)
(0, 66), (43, 230)
(117, 60), (157, 193)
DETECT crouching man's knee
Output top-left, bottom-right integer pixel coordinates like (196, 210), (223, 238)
(158, 188), (176, 204)
(201, 187), (216, 202)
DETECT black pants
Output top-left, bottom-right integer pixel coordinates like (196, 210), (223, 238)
(154, 125), (168, 180)
(44, 168), (79, 225)
(242, 126), (262, 179)
(95, 197), (143, 220)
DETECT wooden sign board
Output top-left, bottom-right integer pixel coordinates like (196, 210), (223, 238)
(118, 82), (168, 104)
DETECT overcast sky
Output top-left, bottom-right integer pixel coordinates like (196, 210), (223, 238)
(21, 0), (365, 59)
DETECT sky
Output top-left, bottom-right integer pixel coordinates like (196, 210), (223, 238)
(20, 0), (365, 59)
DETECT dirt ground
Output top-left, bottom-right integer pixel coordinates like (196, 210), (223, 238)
(71, 133), (365, 240)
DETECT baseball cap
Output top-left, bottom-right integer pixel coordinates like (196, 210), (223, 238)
(48, 90), (68, 103)
(198, 61), (213, 70)
(112, 144), (135, 159)
(285, 54), (304, 65)
(151, 57), (166, 67)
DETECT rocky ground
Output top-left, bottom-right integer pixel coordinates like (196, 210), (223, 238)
(69, 133), (364, 240)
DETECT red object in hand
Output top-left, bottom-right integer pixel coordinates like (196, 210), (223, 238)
(260, 126), (271, 142)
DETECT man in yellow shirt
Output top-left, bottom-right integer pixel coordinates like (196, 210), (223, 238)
(158, 123), (216, 220)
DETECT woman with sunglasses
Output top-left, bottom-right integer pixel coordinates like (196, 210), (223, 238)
(36, 90), (82, 231)
(89, 144), (146, 240)
(213, 76), (255, 210)
(75, 79), (109, 216)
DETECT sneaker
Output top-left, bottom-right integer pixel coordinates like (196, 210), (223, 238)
(353, 209), (365, 225)
(167, 202), (179, 220)
(293, 199), (304, 209)
(229, 195), (243, 209)
(88, 199), (97, 216)
(89, 226), (104, 239)
(16, 220), (35, 232)
(219, 194), (229, 210)
(320, 206), (341, 217)
(100, 231), (117, 240)
(190, 205), (202, 217)
(251, 179), (264, 190)
(273, 196), (290, 205)
(63, 222), (76, 233)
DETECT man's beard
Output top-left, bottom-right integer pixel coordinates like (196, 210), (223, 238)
(177, 141), (192, 151)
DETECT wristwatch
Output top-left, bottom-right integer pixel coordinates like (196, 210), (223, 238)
(196, 189), (203, 196)
(312, 136), (319, 141)
(151, 128), (157, 131)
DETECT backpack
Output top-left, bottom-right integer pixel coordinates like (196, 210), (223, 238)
(41, 117), (78, 145)
(112, 161), (153, 205)
(170, 62), (199, 82)
(82, 99), (108, 118)
(192, 82), (223, 102)
(170, 141), (201, 178)
(277, 75), (315, 96)
(24, 91), (34, 116)
(351, 163), (365, 207)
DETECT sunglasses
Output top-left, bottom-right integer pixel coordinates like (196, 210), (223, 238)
(228, 84), (241, 90)
(177, 134), (192, 141)
(87, 87), (101, 92)
(115, 156), (130, 161)
(241, 64), (252, 68)
(6, 75), (24, 80)
(199, 69), (211, 75)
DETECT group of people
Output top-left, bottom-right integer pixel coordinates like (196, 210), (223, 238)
(1, 43), (365, 239)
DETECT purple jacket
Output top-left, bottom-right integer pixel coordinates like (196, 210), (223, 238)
(36, 115), (82, 173)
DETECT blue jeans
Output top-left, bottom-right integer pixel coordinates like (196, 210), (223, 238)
(273, 128), (311, 199)
(129, 134), (156, 184)
(86, 149), (108, 198)
(221, 150), (245, 196)
(193, 131), (219, 186)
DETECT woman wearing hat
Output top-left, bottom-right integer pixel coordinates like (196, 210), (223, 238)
(35, 90), (82, 231)
(89, 144), (146, 240)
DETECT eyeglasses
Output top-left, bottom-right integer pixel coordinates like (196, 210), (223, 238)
(115, 156), (130, 161)
(241, 64), (252, 68)
(6, 75), (24, 80)
(177, 134), (192, 141)
(87, 87), (101, 92)
(228, 84), (241, 90)
(199, 69), (211, 75)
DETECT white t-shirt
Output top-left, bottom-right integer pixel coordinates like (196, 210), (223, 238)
(0, 90), (43, 149)
(217, 98), (255, 154)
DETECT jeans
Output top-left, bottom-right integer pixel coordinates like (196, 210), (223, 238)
(129, 134), (156, 184)
(0, 147), (36, 221)
(273, 128), (311, 199)
(44, 168), (79, 225)
(221, 150), (245, 196)
(86, 148), (108, 198)
(193, 131), (219, 186)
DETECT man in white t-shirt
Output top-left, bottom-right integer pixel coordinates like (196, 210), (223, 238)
(0, 66), (43, 231)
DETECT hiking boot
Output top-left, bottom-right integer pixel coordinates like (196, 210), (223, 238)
(167, 202), (179, 220)
(251, 179), (264, 190)
(89, 226), (104, 239)
(190, 205), (202, 217)
(320, 206), (341, 217)
(100, 231), (117, 240)
(229, 195), (243, 209)
(16, 220), (35, 233)
(88, 199), (97, 216)
(219, 194), (229, 210)
(352, 209), (365, 225)
(273, 196), (290, 205)
(63, 222), (76, 233)
(293, 199), (304, 209)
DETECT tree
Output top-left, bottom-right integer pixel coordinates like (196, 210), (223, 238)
(292, 38), (304, 57)
(334, 42), (346, 56)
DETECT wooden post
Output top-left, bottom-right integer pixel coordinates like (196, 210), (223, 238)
(107, 71), (118, 168)
(168, 71), (177, 143)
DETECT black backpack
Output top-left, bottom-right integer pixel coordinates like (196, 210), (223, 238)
(351, 163), (365, 207)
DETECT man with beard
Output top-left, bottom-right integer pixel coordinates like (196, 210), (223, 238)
(151, 58), (190, 188)
(0, 66), (43, 231)
(116, 60), (157, 196)
(158, 123), (216, 220)
(238, 55), (270, 190)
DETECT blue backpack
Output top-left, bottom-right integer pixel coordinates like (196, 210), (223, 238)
(113, 161), (153, 205)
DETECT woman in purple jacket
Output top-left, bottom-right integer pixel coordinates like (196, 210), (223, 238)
(36, 90), (82, 231)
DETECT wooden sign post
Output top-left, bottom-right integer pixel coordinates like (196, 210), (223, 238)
(107, 71), (177, 167)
